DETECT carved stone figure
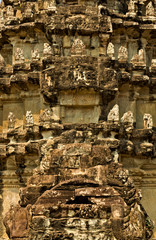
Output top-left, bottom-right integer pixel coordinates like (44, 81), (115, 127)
(118, 46), (128, 61)
(107, 42), (115, 58)
(150, 59), (156, 71)
(121, 111), (134, 133)
(31, 49), (40, 61)
(71, 39), (86, 56)
(146, 1), (155, 16)
(107, 104), (119, 122)
(151, 59), (156, 67)
(128, 0), (136, 15)
(73, 66), (86, 82)
(48, 0), (56, 11)
(15, 48), (24, 63)
(131, 49), (145, 63)
(39, 109), (52, 122)
(143, 113), (153, 129)
(24, 2), (33, 17)
(8, 112), (16, 129)
(138, 49), (145, 62)
(121, 111), (134, 124)
(43, 43), (52, 56)
(6, 5), (14, 17)
(26, 111), (34, 125)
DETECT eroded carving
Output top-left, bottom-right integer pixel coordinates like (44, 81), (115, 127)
(48, 0), (56, 11)
(39, 109), (52, 123)
(15, 48), (24, 63)
(121, 111), (134, 124)
(31, 49), (40, 61)
(8, 112), (16, 129)
(71, 39), (86, 56)
(107, 42), (115, 58)
(26, 111), (34, 125)
(131, 49), (145, 64)
(143, 113), (153, 129)
(6, 5), (14, 18)
(118, 46), (128, 62)
(107, 104), (119, 122)
(146, 1), (155, 16)
(43, 43), (52, 56)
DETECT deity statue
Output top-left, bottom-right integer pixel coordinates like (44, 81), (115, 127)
(107, 42), (115, 58)
(8, 112), (16, 129)
(107, 104), (119, 122)
(15, 48), (25, 63)
(71, 39), (86, 56)
(118, 46), (128, 62)
(26, 111), (34, 125)
(143, 113), (153, 129)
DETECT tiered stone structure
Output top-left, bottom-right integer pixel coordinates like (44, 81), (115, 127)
(0, 0), (155, 239)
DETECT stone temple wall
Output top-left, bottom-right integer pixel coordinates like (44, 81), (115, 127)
(0, 0), (155, 239)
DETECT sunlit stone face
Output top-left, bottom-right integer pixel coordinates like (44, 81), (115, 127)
(0, 0), (155, 239)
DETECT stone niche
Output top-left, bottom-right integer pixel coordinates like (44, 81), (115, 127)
(24, 97), (40, 125)
(3, 101), (24, 129)
(1, 44), (13, 66)
(59, 89), (101, 124)
(136, 101), (156, 129)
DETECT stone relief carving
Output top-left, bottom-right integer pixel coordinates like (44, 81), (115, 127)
(8, 112), (16, 128)
(121, 111), (134, 133)
(146, 1), (155, 16)
(138, 49), (145, 62)
(107, 42), (115, 58)
(151, 59), (156, 68)
(31, 49), (40, 61)
(6, 5), (14, 18)
(15, 48), (25, 63)
(121, 111), (134, 124)
(150, 58), (156, 72)
(43, 43), (52, 56)
(39, 109), (52, 122)
(131, 49), (145, 63)
(24, 2), (34, 17)
(73, 68), (87, 82)
(71, 39), (86, 56)
(118, 46), (128, 61)
(143, 113), (153, 129)
(26, 111), (34, 125)
(48, 0), (56, 11)
(107, 104), (119, 122)
(127, 0), (136, 16)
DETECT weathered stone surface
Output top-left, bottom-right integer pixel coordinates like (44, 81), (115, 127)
(0, 0), (155, 239)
